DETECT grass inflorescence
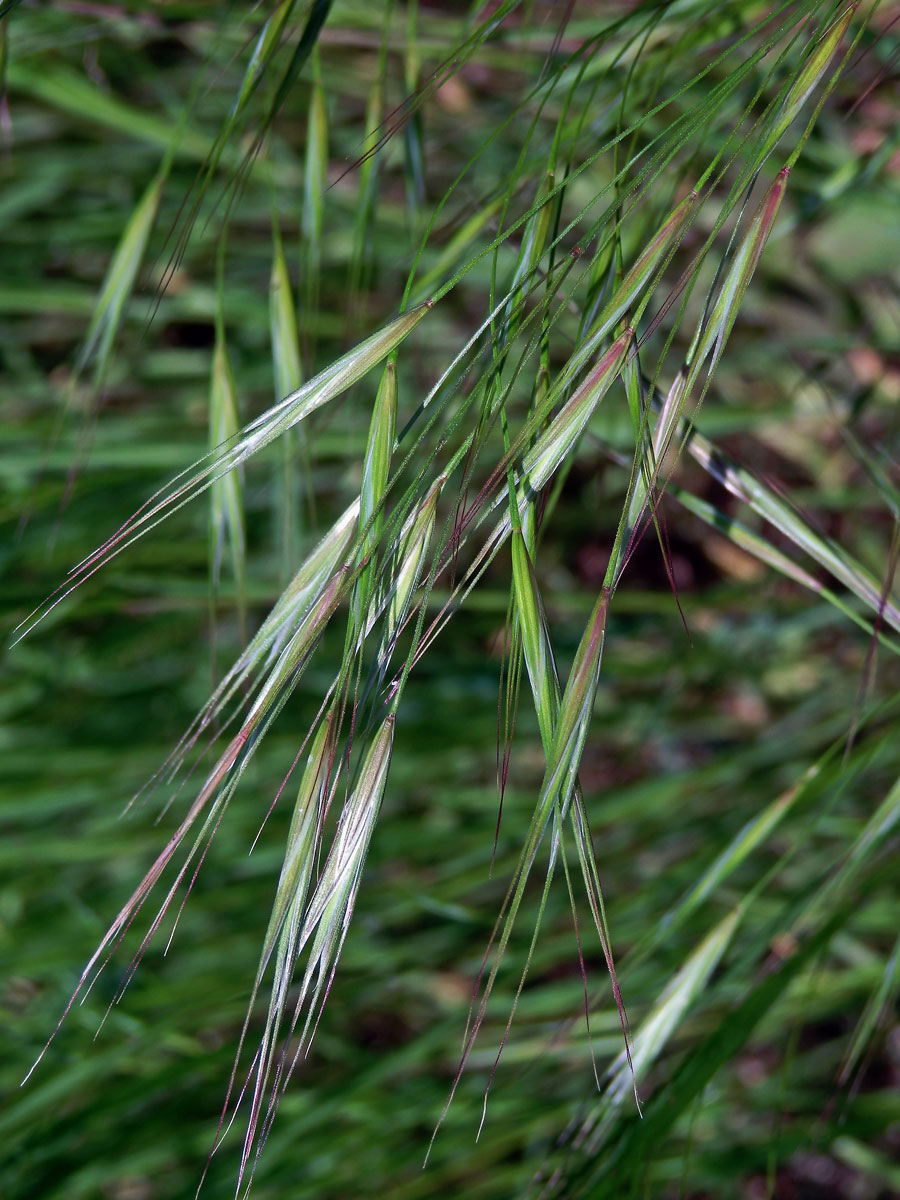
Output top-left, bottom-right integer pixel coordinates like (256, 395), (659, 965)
(3, 1), (900, 1197)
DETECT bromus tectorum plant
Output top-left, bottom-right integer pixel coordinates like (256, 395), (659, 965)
(5, 1), (900, 1197)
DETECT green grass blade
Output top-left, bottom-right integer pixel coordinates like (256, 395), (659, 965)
(208, 330), (246, 626)
(76, 169), (166, 388)
(270, 219), (305, 572)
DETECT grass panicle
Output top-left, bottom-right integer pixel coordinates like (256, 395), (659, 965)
(7, 2), (900, 1197)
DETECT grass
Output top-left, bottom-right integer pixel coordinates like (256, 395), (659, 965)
(2, 1), (900, 1197)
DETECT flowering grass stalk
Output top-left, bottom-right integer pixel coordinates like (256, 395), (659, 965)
(8, 3), (899, 1198)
